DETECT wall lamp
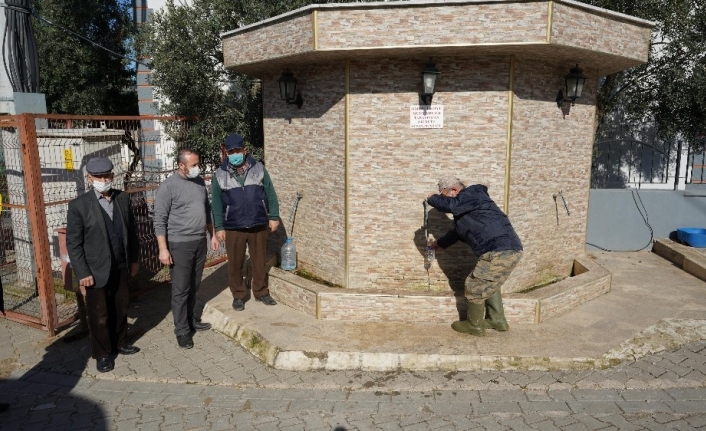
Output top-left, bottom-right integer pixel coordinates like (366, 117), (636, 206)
(278, 69), (304, 109)
(556, 64), (587, 108)
(420, 60), (440, 106)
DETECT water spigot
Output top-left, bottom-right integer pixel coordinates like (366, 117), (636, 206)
(553, 190), (570, 216)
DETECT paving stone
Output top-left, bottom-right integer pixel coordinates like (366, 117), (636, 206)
(665, 401), (706, 413)
(470, 400), (522, 414)
(287, 399), (335, 413)
(518, 401), (571, 413)
(479, 390), (528, 402)
(567, 401), (622, 415)
(664, 388), (706, 400)
(616, 401), (674, 414)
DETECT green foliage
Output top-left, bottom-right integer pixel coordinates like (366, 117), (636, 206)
(137, 0), (377, 167)
(32, 0), (138, 115)
(578, 0), (706, 145)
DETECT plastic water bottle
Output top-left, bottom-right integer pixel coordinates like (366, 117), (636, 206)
(281, 237), (297, 270)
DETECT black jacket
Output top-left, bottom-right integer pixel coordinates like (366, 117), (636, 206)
(66, 189), (139, 288)
(428, 184), (522, 256)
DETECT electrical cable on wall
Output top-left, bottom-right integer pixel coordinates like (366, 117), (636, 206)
(586, 189), (654, 252)
(2, 0), (40, 93)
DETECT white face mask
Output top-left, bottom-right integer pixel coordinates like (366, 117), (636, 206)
(92, 180), (112, 193)
(186, 166), (200, 179)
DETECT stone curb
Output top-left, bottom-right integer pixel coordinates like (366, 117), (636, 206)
(202, 302), (706, 372)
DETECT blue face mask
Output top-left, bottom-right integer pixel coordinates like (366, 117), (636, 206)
(228, 153), (244, 165)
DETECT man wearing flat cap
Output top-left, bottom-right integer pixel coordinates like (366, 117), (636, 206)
(66, 156), (141, 373)
(426, 177), (523, 336)
(212, 133), (280, 311)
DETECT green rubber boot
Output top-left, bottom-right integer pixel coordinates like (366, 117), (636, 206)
(483, 290), (509, 331)
(451, 301), (486, 336)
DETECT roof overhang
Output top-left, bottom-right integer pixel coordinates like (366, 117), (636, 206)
(222, 0), (654, 77)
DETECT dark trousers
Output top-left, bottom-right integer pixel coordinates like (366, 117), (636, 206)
(225, 225), (269, 300)
(84, 269), (129, 359)
(169, 238), (207, 336)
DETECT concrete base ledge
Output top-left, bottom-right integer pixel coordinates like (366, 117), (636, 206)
(202, 298), (706, 371)
(201, 302), (604, 372)
(653, 238), (706, 283)
(197, 250), (706, 372)
(268, 254), (611, 324)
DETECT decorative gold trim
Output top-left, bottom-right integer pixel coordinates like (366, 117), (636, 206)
(316, 294), (322, 320)
(547, 1), (554, 43)
(261, 80), (266, 160)
(504, 55), (515, 215)
(585, 69), (599, 247)
(312, 10), (319, 51)
(345, 59), (350, 289)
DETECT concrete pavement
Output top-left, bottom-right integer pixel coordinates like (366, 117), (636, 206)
(0, 250), (705, 429)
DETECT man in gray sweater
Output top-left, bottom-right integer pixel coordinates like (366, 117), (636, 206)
(154, 148), (219, 349)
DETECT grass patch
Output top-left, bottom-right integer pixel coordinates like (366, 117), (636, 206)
(293, 269), (343, 288)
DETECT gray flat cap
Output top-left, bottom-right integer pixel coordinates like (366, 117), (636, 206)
(86, 157), (113, 175)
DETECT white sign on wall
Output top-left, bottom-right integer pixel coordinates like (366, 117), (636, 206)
(410, 105), (444, 129)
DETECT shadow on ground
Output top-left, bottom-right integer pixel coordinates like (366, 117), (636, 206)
(0, 321), (108, 429)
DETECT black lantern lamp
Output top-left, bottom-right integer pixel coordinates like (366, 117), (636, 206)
(278, 69), (304, 109)
(556, 64), (587, 108)
(421, 60), (440, 106)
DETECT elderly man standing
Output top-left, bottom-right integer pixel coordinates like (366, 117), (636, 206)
(154, 148), (219, 349)
(426, 177), (523, 336)
(66, 157), (141, 373)
(212, 133), (280, 311)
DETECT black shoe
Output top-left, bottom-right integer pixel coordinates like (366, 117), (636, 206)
(256, 294), (277, 306)
(176, 333), (194, 349)
(117, 344), (140, 355)
(232, 298), (245, 311)
(0, 403), (10, 413)
(96, 357), (114, 373)
(191, 320), (211, 331)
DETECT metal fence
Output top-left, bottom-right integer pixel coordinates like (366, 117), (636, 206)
(591, 127), (675, 189)
(686, 148), (706, 185)
(0, 114), (226, 335)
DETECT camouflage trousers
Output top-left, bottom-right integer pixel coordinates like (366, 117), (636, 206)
(465, 250), (522, 304)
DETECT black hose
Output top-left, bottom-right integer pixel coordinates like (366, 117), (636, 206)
(586, 189), (654, 252)
(2, 0), (39, 93)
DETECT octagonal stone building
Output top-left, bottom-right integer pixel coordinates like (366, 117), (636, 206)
(221, 0), (653, 323)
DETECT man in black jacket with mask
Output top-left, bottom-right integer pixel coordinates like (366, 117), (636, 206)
(66, 157), (141, 372)
(427, 176), (523, 336)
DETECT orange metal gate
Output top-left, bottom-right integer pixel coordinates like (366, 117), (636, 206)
(0, 114), (225, 335)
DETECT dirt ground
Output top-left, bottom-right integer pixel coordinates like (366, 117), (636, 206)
(0, 358), (17, 379)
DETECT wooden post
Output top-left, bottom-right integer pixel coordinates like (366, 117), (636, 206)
(17, 113), (57, 335)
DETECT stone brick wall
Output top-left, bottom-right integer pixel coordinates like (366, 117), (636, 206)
(222, 14), (313, 68)
(263, 54), (599, 294)
(222, 1), (651, 75)
(503, 57), (597, 292)
(551, 2), (652, 64)
(237, 0), (651, 295)
(316, 2), (548, 49)
(263, 63), (347, 286)
(346, 56), (510, 291)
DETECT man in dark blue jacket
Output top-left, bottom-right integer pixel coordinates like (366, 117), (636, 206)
(427, 177), (523, 336)
(212, 133), (280, 311)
